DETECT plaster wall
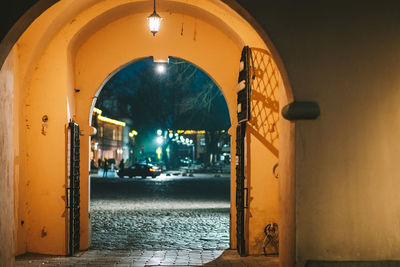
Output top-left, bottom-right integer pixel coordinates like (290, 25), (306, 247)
(235, 0), (400, 265)
(14, 42), (27, 256)
(13, 2), (80, 254)
(17, 34), (73, 255)
(0, 48), (15, 267)
(247, 134), (279, 255)
(9, 0), (286, 257)
(5, 0), (400, 266)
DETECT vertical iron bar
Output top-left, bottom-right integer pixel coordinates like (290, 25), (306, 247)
(68, 122), (80, 256)
(236, 123), (246, 256)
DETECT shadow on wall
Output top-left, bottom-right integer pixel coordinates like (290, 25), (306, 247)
(248, 48), (280, 157)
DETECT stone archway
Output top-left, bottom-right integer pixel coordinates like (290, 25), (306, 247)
(0, 0), (295, 266)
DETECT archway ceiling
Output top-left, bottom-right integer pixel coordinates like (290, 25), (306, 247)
(19, 0), (267, 74)
(71, 0), (269, 54)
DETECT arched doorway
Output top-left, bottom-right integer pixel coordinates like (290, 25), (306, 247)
(89, 57), (232, 252)
(3, 0), (294, 265)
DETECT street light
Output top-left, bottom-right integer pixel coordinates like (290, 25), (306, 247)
(156, 136), (163, 145)
(147, 0), (162, 36)
(129, 130), (138, 138)
(156, 64), (166, 74)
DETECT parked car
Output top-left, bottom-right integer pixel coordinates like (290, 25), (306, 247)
(179, 157), (192, 166)
(117, 163), (161, 178)
(191, 160), (204, 170)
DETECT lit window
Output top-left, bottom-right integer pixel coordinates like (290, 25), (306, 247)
(200, 138), (206, 146)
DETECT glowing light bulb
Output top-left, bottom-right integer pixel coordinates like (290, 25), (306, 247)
(156, 64), (166, 74)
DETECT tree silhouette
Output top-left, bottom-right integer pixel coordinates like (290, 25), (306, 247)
(96, 57), (231, 166)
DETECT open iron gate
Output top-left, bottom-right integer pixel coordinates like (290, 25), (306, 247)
(236, 46), (251, 256)
(67, 122), (80, 256)
(236, 45), (281, 256)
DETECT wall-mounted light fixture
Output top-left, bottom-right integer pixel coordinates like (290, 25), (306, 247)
(147, 0), (162, 36)
(281, 101), (320, 121)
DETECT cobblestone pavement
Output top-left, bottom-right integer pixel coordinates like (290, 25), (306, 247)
(90, 200), (230, 250)
(16, 173), (279, 266)
(16, 249), (279, 266)
(90, 174), (230, 250)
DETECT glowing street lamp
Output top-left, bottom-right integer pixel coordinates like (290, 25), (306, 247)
(156, 64), (166, 74)
(147, 0), (162, 36)
(156, 136), (164, 145)
(156, 147), (162, 159)
(129, 130), (138, 138)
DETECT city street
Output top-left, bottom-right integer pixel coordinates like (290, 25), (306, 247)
(90, 172), (231, 251)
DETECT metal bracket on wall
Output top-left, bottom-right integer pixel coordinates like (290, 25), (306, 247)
(66, 187), (70, 208)
(272, 163), (279, 179)
(281, 101), (320, 121)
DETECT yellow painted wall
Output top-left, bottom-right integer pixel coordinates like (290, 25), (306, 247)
(13, 44), (28, 256)
(247, 134), (279, 254)
(18, 33), (73, 255)
(0, 48), (16, 267)
(10, 0), (286, 258)
(244, 47), (283, 255)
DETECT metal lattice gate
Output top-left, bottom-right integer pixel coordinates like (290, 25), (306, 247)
(236, 46), (251, 256)
(67, 122), (80, 256)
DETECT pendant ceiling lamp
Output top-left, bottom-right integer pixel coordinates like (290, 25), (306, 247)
(147, 0), (162, 36)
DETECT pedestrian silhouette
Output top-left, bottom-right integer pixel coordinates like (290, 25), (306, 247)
(119, 159), (125, 172)
(103, 158), (109, 177)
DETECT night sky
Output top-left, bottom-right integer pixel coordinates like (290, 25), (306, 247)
(96, 57), (231, 132)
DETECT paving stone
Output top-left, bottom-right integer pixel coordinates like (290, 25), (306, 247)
(16, 176), (278, 266)
(90, 176), (230, 251)
(16, 250), (278, 266)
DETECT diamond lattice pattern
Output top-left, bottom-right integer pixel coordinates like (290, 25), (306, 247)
(249, 48), (279, 152)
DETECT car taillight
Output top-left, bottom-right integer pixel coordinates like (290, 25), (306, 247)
(150, 168), (155, 172)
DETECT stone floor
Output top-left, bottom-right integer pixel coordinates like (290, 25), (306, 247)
(90, 199), (230, 251)
(16, 249), (279, 266)
(90, 174), (231, 251)
(16, 175), (280, 266)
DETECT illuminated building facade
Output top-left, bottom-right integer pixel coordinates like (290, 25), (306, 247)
(91, 108), (125, 168)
